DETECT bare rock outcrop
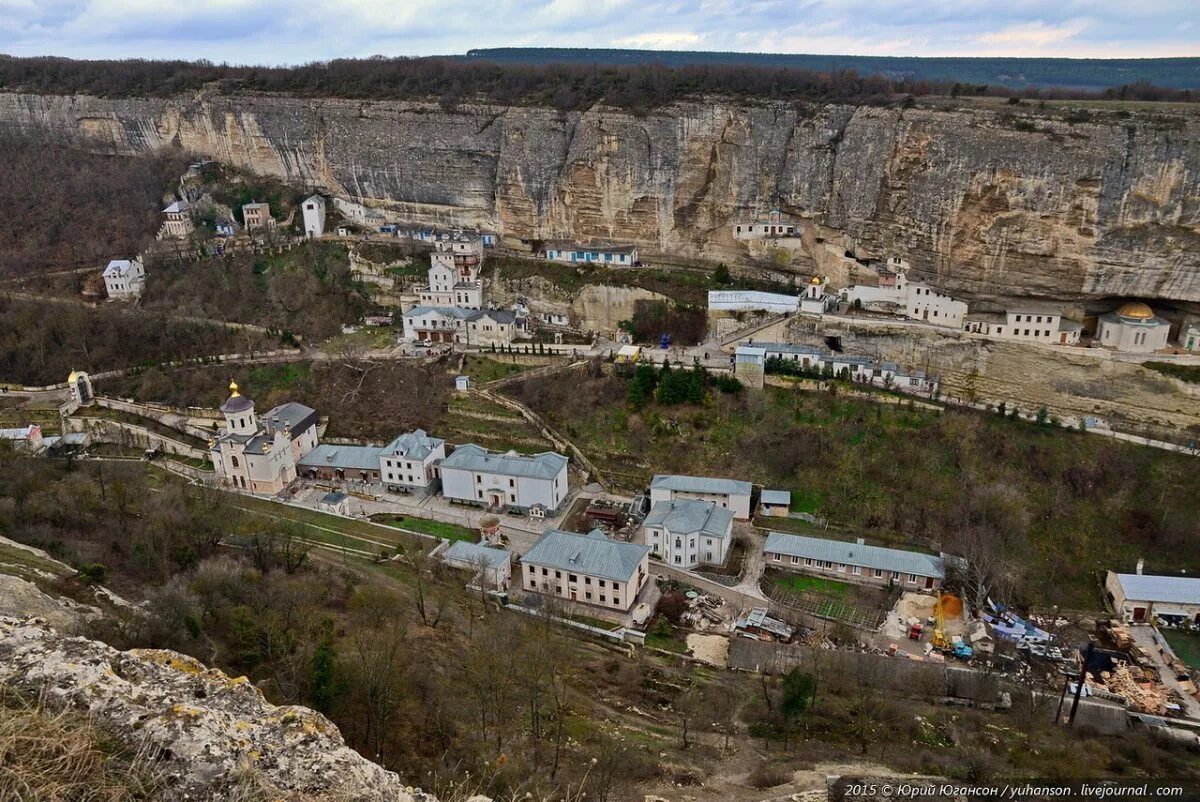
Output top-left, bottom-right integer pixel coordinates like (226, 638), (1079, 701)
(0, 617), (440, 802)
(1, 92), (1197, 306)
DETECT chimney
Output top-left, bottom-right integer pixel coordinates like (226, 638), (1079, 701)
(1136, 558), (1144, 575)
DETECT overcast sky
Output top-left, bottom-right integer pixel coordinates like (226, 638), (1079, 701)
(1, 0), (1197, 63)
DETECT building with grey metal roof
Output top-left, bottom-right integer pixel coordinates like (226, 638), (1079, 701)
(649, 474), (754, 520)
(643, 499), (735, 569)
(764, 531), (946, 590)
(445, 541), (514, 590)
(1105, 571), (1200, 624)
(441, 444), (569, 513)
(298, 444), (383, 483)
(519, 529), (650, 611)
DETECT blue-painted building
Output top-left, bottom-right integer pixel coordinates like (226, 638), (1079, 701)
(546, 242), (639, 266)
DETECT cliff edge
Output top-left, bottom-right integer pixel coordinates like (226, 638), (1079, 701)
(0, 616), (440, 801)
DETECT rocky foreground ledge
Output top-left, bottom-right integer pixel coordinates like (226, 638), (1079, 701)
(0, 617), (444, 801)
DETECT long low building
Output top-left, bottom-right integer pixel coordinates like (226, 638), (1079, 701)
(756, 342), (938, 396)
(298, 444), (383, 484)
(649, 474), (753, 520)
(708, 290), (801, 315)
(440, 444), (569, 513)
(520, 529), (650, 611)
(763, 531), (946, 591)
(443, 540), (513, 591)
(1105, 571), (1200, 625)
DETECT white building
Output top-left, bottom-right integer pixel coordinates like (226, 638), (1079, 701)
(440, 444), (569, 513)
(732, 211), (800, 240)
(799, 276), (836, 316)
(545, 243), (638, 266)
(444, 540), (513, 591)
(301, 195), (326, 238)
(1181, 322), (1200, 352)
(1105, 570), (1200, 626)
(159, 201), (193, 239)
(102, 258), (145, 299)
(210, 381), (320, 494)
(708, 290), (801, 315)
(401, 306), (476, 343)
(643, 499), (735, 568)
(0, 424), (44, 451)
(756, 342), (938, 395)
(378, 429), (445, 493)
(649, 474), (753, 520)
(520, 528), (650, 611)
(465, 310), (518, 346)
(963, 306), (1082, 345)
(420, 235), (485, 308)
(241, 202), (275, 231)
(907, 282), (967, 328)
(1095, 303), (1171, 353)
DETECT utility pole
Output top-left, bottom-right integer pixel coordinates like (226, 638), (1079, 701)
(1068, 642), (1094, 727)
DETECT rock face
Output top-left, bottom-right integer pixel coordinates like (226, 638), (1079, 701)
(2, 92), (1198, 304)
(0, 617), (438, 802)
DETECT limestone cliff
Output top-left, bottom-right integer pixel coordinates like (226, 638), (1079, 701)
(2, 91), (1198, 304)
(0, 617), (440, 802)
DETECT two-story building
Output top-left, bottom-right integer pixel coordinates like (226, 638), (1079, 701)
(907, 283), (967, 329)
(302, 195), (326, 238)
(241, 202), (275, 231)
(649, 474), (753, 520)
(963, 304), (1082, 345)
(1105, 570), (1200, 625)
(440, 444), (569, 513)
(401, 306), (477, 343)
(378, 429), (446, 493)
(464, 310), (519, 346)
(102, 258), (145, 299)
(763, 531), (946, 591)
(520, 529), (650, 611)
(643, 499), (734, 568)
(159, 201), (194, 239)
(210, 381), (320, 494)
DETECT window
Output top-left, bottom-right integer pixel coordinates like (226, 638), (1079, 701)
(541, 568), (548, 576)
(569, 574), (577, 583)
(599, 580), (606, 588)
(852, 566), (861, 575)
(613, 582), (621, 593)
(805, 558), (814, 566)
(528, 578), (536, 589)
(584, 577), (591, 585)
(874, 568), (883, 578)
(908, 574), (917, 583)
(231, 456), (239, 468)
(476, 476), (481, 483)
(791, 556), (800, 565)
(773, 554), (781, 561)
(599, 595), (606, 603)
(585, 592), (592, 600)
(554, 571), (561, 579)
(509, 479), (515, 487)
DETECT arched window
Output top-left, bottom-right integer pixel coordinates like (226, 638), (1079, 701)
(231, 456), (239, 468)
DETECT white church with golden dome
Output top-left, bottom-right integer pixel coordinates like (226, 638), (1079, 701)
(210, 381), (320, 494)
(1095, 302), (1171, 353)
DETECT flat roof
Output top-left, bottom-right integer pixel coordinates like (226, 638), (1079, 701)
(763, 531), (945, 579)
(522, 529), (648, 583)
(651, 474), (752, 498)
(1112, 573), (1200, 606)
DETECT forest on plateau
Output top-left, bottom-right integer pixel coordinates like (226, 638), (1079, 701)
(0, 55), (1195, 114)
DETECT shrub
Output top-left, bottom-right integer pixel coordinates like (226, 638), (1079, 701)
(747, 762), (792, 789)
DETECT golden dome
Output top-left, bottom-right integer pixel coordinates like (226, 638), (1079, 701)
(228, 380), (240, 397)
(67, 371), (79, 383)
(1116, 302), (1155, 320)
(810, 276), (822, 284)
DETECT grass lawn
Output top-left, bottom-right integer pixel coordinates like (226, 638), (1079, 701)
(645, 632), (688, 653)
(368, 513), (476, 543)
(461, 356), (532, 384)
(767, 572), (852, 596)
(1162, 629), (1200, 671)
(789, 489), (822, 514)
(224, 492), (427, 554)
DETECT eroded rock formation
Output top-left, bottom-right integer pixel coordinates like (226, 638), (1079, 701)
(1, 92), (1197, 304)
(0, 617), (440, 802)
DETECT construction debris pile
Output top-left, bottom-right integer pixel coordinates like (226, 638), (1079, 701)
(733, 607), (795, 642)
(1089, 662), (1175, 716)
(679, 591), (725, 630)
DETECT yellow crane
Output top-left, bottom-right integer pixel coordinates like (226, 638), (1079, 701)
(931, 590), (950, 651)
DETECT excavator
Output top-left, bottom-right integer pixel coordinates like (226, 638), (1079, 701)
(932, 590), (973, 660)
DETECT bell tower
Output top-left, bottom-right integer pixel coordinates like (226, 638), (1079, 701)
(220, 380), (257, 435)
